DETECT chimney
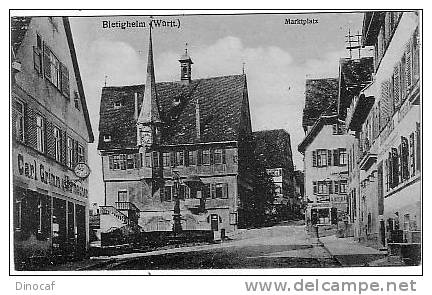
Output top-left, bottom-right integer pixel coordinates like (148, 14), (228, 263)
(195, 98), (201, 140)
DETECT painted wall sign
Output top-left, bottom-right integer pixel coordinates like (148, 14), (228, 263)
(15, 152), (88, 198)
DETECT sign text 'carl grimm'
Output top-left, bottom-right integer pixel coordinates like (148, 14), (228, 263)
(102, 18), (181, 30)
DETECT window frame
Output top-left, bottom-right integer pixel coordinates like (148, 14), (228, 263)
(53, 126), (62, 162)
(14, 100), (25, 142)
(214, 149), (223, 165)
(67, 137), (73, 168)
(202, 149), (211, 165)
(117, 190), (128, 202)
(36, 114), (46, 153)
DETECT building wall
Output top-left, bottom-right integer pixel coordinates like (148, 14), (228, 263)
(349, 12), (421, 248)
(304, 124), (352, 208)
(101, 146), (240, 233)
(12, 17), (91, 264)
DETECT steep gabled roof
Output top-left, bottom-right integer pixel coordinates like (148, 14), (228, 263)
(10, 16), (32, 57)
(338, 57), (374, 120)
(253, 129), (293, 169)
(298, 114), (341, 153)
(98, 74), (247, 150)
(63, 17), (94, 143)
(302, 78), (339, 131)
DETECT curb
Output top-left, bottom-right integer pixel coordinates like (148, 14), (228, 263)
(75, 258), (118, 271)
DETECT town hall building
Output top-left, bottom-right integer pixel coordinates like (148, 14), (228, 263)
(97, 27), (254, 236)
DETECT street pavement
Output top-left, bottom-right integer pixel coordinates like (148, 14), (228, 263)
(79, 224), (341, 270)
(40, 224), (403, 271)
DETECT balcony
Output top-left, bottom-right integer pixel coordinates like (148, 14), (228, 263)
(345, 94), (375, 132)
(115, 201), (139, 212)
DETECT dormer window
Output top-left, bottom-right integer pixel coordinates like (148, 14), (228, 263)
(103, 135), (112, 142)
(114, 101), (122, 108)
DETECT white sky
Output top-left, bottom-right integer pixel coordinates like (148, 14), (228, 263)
(69, 12), (364, 205)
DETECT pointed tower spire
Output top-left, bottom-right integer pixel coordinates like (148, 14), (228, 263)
(137, 24), (162, 125)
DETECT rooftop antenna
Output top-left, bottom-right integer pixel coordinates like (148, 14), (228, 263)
(104, 75), (108, 87)
(185, 42), (188, 55)
(242, 62), (246, 74)
(345, 29), (362, 59)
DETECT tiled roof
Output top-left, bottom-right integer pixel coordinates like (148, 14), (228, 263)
(252, 129), (293, 169)
(98, 74), (247, 150)
(11, 17), (32, 55)
(302, 78), (339, 130)
(338, 57), (374, 119)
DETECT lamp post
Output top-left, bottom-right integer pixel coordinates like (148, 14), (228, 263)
(172, 170), (182, 234)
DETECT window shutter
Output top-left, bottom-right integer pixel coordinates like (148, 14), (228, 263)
(416, 122), (421, 171)
(184, 150), (189, 166)
(393, 65), (401, 110)
(60, 63), (70, 98)
(211, 183), (216, 199)
(405, 40), (412, 90)
(33, 47), (42, 75)
(197, 149), (202, 166)
(328, 150), (332, 166)
(413, 29), (420, 82)
(170, 151), (176, 167)
(401, 136), (409, 180)
(210, 149), (214, 165)
(333, 149), (339, 166)
(223, 183), (229, 199)
(328, 181), (333, 194)
(43, 43), (51, 81)
(109, 155), (114, 170)
(312, 151), (317, 167)
(73, 139), (78, 167)
(46, 121), (54, 159)
(313, 181), (317, 194)
(388, 152), (393, 188)
(334, 181), (339, 194)
(222, 149), (226, 164)
(61, 130), (67, 164)
(391, 147), (399, 187)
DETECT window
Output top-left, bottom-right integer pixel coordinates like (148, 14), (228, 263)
(53, 127), (61, 162)
(120, 154), (126, 170)
(215, 183), (224, 199)
(214, 149), (223, 164)
(410, 132), (415, 176)
(176, 151), (184, 166)
(77, 144), (85, 163)
(188, 150), (196, 165)
(317, 150), (327, 167)
(163, 152), (170, 167)
(36, 115), (45, 153)
(332, 123), (345, 135)
(113, 155), (120, 170)
(127, 154), (134, 169)
(118, 190), (127, 202)
(103, 135), (111, 142)
(202, 149), (211, 165)
(13, 100), (25, 142)
(317, 181), (328, 195)
(339, 180), (348, 193)
(67, 137), (73, 168)
(339, 148), (347, 166)
(74, 91), (80, 110)
(152, 151), (159, 168)
(114, 101), (122, 108)
(164, 186), (172, 202)
(145, 152), (152, 168)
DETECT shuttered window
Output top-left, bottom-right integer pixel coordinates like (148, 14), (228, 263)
(409, 133), (415, 176)
(333, 149), (340, 166)
(312, 181), (317, 194)
(36, 115), (46, 153)
(67, 137), (73, 168)
(405, 40), (412, 90)
(312, 151), (317, 167)
(152, 151), (159, 168)
(60, 63), (70, 98)
(202, 149), (211, 165)
(13, 100), (25, 142)
(53, 126), (61, 162)
(413, 28), (420, 83)
(393, 65), (401, 110)
(214, 149), (223, 164)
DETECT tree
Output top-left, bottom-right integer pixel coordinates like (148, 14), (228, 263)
(238, 137), (276, 228)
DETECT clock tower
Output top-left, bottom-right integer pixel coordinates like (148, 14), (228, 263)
(137, 25), (162, 149)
